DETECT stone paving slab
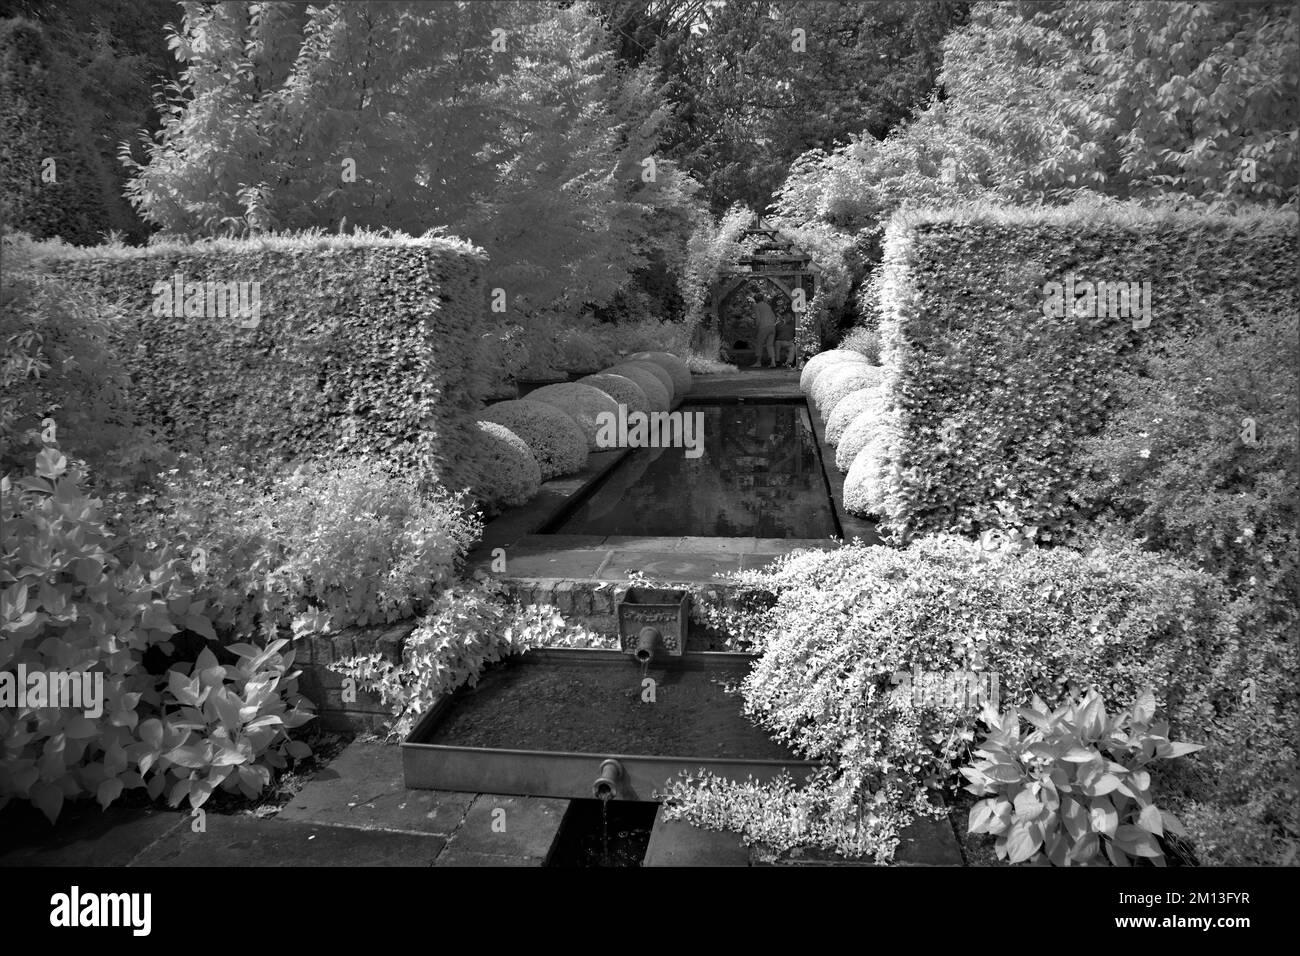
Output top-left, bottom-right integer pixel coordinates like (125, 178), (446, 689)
(432, 794), (566, 866)
(131, 815), (447, 867)
(643, 808), (751, 867)
(277, 740), (474, 836)
(496, 549), (613, 579)
(0, 804), (185, 868)
(599, 550), (742, 581)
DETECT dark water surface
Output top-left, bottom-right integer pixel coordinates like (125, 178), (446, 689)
(424, 658), (794, 760)
(552, 402), (837, 538)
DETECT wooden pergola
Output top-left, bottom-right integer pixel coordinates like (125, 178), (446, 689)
(708, 219), (821, 363)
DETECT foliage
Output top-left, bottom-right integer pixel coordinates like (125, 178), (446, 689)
(479, 400), (589, 481)
(1072, 312), (1299, 866)
(0, 18), (115, 243)
(665, 536), (1236, 860)
(473, 421), (542, 511)
(797, 348), (869, 394)
(129, 458), (482, 642)
(962, 689), (1199, 866)
(147, 638), (315, 811)
(42, 230), (493, 495)
(808, 363), (881, 418)
(626, 350), (692, 396)
(579, 373), (650, 417)
(525, 382), (621, 451)
(0, 437), (312, 821)
(660, 767), (927, 865)
(626, 0), (968, 212)
(330, 580), (614, 739)
(676, 203), (757, 339)
(0, 0), (180, 242)
(0, 235), (166, 487)
(825, 386), (881, 447)
(121, 1), (700, 323)
(605, 362), (672, 411)
(839, 326), (881, 363)
(864, 204), (1297, 541)
(834, 390), (887, 473)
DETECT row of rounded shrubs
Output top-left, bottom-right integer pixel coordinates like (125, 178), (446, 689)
(473, 351), (692, 510)
(799, 349), (892, 518)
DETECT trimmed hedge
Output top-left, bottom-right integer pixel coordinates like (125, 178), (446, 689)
(39, 232), (493, 495)
(578, 373), (651, 417)
(798, 348), (869, 394)
(526, 382), (620, 451)
(864, 203), (1298, 539)
(627, 350), (692, 396)
(826, 387), (879, 446)
(810, 364), (881, 418)
(480, 400), (588, 481)
(473, 421), (540, 510)
(604, 362), (671, 411)
(834, 392), (887, 473)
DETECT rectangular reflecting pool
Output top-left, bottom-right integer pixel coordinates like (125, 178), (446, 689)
(549, 402), (838, 538)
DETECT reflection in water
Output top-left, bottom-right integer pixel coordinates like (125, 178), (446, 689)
(554, 403), (837, 538)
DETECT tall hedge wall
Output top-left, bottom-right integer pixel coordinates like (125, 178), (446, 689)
(862, 203), (1298, 539)
(41, 233), (492, 494)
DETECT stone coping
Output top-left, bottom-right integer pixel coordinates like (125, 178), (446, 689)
(470, 372), (878, 580)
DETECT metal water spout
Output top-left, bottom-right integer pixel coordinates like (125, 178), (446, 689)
(633, 626), (658, 666)
(592, 759), (625, 800)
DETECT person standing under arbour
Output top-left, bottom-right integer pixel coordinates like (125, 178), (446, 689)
(751, 293), (778, 368)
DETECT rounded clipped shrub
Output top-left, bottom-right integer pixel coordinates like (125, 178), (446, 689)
(526, 382), (621, 451)
(605, 362), (671, 411)
(578, 373), (651, 417)
(826, 387), (880, 446)
(627, 351), (692, 396)
(835, 392), (887, 472)
(844, 423), (899, 516)
(473, 421), (541, 509)
(480, 399), (589, 480)
(812, 364), (882, 418)
(799, 349), (870, 394)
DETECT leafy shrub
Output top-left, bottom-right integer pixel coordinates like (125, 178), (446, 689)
(131, 458), (481, 640)
(479, 400), (588, 481)
(626, 350), (692, 396)
(330, 580), (614, 739)
(0, 438), (312, 821)
(526, 382), (621, 450)
(797, 348), (869, 394)
(147, 638), (316, 810)
(826, 386), (882, 447)
(839, 326), (882, 364)
(810, 363), (881, 418)
(865, 203), (1297, 539)
(578, 373), (651, 417)
(555, 328), (613, 374)
(1072, 312), (1299, 866)
(834, 390), (887, 472)
(604, 362), (671, 411)
(595, 315), (695, 358)
(0, 236), (165, 487)
(962, 689), (1199, 866)
(665, 536), (1235, 860)
(472, 422), (540, 511)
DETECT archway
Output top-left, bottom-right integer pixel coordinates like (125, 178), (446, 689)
(707, 220), (821, 367)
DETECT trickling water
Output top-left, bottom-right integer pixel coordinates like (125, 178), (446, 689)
(599, 793), (611, 866)
(639, 659), (649, 681)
